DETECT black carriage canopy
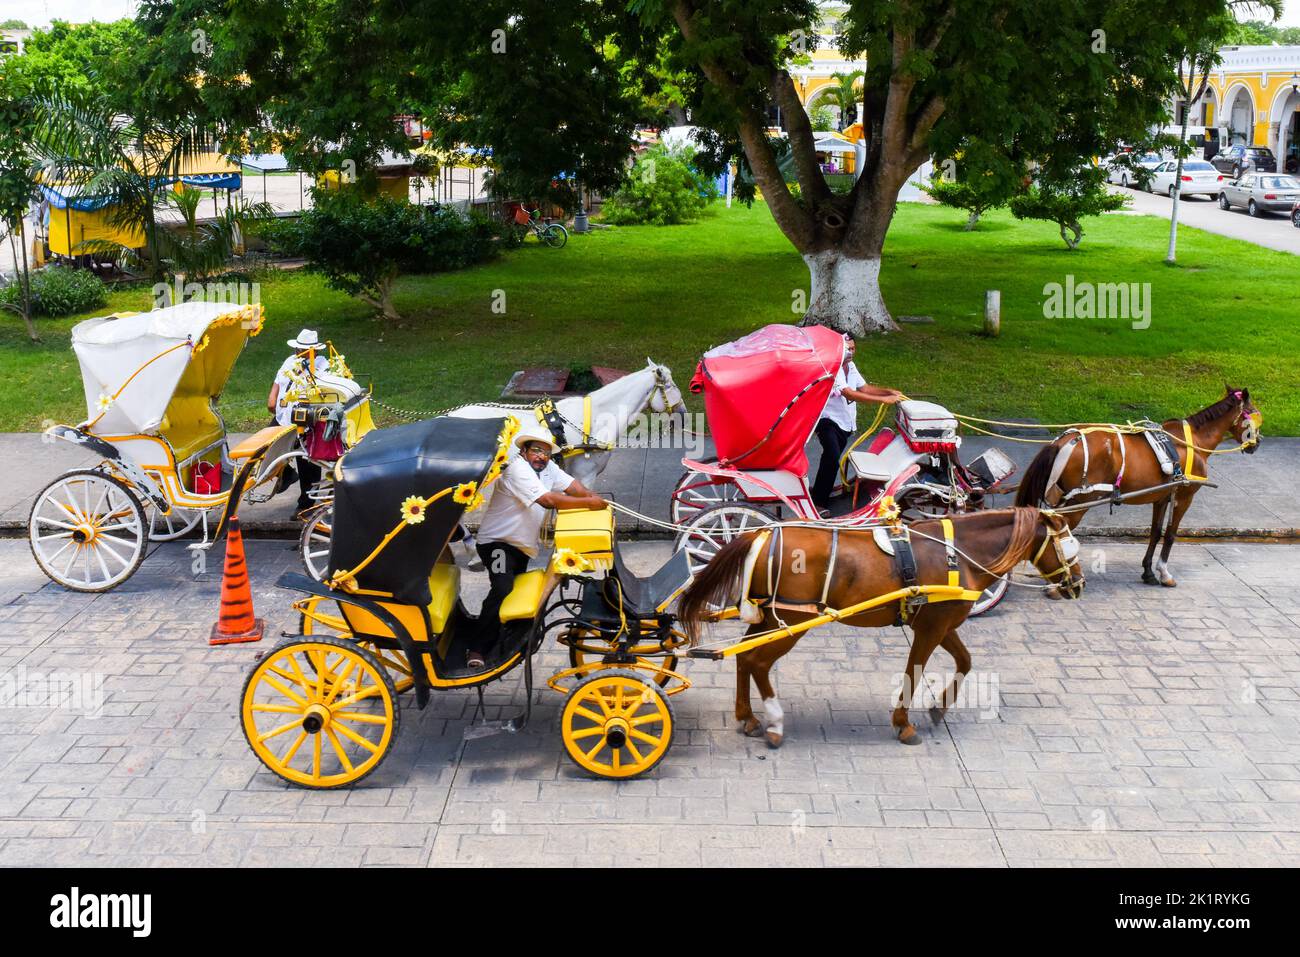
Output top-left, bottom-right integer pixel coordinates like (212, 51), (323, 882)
(327, 415), (513, 604)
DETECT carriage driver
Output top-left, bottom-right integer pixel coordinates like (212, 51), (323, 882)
(468, 430), (608, 669)
(811, 334), (905, 515)
(267, 329), (330, 512)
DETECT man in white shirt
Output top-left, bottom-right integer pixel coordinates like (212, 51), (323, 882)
(811, 335), (903, 512)
(469, 430), (608, 668)
(266, 329), (330, 511)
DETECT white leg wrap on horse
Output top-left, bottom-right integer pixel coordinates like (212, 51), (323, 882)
(763, 696), (784, 736)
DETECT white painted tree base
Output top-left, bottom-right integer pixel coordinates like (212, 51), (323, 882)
(800, 250), (897, 334)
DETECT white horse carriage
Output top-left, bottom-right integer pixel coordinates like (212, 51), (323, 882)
(30, 301), (307, 592)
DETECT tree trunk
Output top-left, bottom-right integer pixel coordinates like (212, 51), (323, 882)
(361, 275), (402, 321)
(800, 249), (896, 334)
(964, 209), (981, 230)
(1166, 115), (1192, 264)
(1060, 221), (1082, 249)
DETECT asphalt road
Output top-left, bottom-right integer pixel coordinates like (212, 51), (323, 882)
(1110, 181), (1300, 255)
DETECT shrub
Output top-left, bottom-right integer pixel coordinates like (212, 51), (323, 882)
(1009, 166), (1129, 249)
(602, 145), (718, 226)
(272, 194), (503, 320)
(0, 265), (107, 317)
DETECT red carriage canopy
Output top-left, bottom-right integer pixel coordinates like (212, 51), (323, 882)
(689, 324), (846, 474)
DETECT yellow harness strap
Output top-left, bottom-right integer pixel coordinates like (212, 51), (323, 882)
(940, 518), (960, 588)
(1182, 420), (1205, 481)
(583, 395), (593, 443)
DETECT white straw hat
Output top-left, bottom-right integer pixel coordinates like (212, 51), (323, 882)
(287, 329), (322, 349)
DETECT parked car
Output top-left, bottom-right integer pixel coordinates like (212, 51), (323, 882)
(1291, 198), (1300, 228)
(1148, 159), (1224, 198)
(1210, 145), (1277, 178)
(1104, 152), (1165, 188)
(1217, 173), (1300, 217)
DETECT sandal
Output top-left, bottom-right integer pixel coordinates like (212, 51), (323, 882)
(466, 649), (486, 669)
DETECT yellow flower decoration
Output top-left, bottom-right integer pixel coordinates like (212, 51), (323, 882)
(400, 496), (427, 525)
(877, 494), (901, 526)
(465, 492), (486, 513)
(452, 481), (477, 505)
(551, 548), (594, 575)
(95, 393), (114, 413)
(329, 354), (352, 378)
(192, 334), (211, 355)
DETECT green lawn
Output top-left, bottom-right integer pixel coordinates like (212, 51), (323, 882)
(2, 200), (1296, 433)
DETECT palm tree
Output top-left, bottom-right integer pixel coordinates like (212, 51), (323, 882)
(154, 185), (275, 283)
(826, 70), (864, 131)
(28, 90), (216, 281)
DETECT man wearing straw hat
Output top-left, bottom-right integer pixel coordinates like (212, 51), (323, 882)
(468, 429), (607, 669)
(267, 328), (330, 512)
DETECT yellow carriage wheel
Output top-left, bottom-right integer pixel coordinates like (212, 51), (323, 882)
(241, 636), (399, 788)
(565, 634), (680, 688)
(560, 669), (674, 779)
(298, 597), (415, 694)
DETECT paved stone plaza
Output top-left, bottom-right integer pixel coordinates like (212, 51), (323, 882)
(0, 537), (1297, 867)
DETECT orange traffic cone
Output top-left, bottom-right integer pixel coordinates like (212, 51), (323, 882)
(209, 516), (265, 645)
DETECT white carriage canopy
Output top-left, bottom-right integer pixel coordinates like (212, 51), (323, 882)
(72, 301), (262, 451)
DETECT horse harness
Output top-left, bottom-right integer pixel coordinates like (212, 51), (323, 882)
(535, 368), (676, 462)
(746, 521), (976, 628)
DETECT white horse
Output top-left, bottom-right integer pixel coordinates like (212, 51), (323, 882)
(448, 359), (688, 485)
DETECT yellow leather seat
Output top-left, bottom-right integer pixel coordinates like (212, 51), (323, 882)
(427, 562), (460, 634)
(160, 395), (223, 464)
(499, 570), (546, 622)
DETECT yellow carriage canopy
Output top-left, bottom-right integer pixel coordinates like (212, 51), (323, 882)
(71, 301), (264, 440)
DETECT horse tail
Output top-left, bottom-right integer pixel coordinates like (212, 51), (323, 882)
(677, 532), (760, 644)
(1014, 441), (1060, 507)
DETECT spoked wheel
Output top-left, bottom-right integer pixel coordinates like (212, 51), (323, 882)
(148, 504), (206, 542)
(565, 630), (681, 688)
(28, 469), (147, 592)
(241, 636), (399, 789)
(543, 224), (569, 248)
(970, 576), (1009, 617)
(299, 503), (333, 582)
(669, 469), (742, 525)
(298, 596), (414, 694)
(674, 503), (775, 576)
(560, 669), (674, 779)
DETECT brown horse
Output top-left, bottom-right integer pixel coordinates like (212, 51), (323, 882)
(1014, 387), (1261, 587)
(677, 508), (1083, 748)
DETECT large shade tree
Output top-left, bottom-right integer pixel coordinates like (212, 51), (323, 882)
(137, 0), (1238, 333)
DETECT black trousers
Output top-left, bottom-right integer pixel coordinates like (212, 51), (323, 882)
(473, 541), (530, 650)
(811, 419), (851, 509)
(297, 459), (322, 508)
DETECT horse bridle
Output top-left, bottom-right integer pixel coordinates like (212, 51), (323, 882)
(1031, 511), (1085, 598)
(1232, 392), (1262, 449)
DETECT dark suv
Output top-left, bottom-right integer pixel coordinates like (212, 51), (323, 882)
(1211, 145), (1277, 178)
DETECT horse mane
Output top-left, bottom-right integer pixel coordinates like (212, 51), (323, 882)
(1186, 392), (1239, 429)
(986, 507), (1043, 575)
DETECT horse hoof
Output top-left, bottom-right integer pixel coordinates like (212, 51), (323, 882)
(897, 725), (922, 746)
(740, 718), (764, 737)
(929, 707), (946, 726)
(1160, 576), (1177, 588)
(765, 731), (783, 749)
(1141, 571), (1159, 586)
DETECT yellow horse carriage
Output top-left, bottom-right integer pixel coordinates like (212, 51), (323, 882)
(240, 414), (697, 786)
(29, 300), (372, 592)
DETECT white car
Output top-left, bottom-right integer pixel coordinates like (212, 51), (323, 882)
(1148, 159), (1224, 198)
(1105, 152), (1165, 188)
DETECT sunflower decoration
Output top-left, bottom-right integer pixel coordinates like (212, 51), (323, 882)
(400, 495), (427, 525)
(551, 548), (594, 575)
(95, 393), (115, 414)
(239, 303), (266, 336)
(192, 333), (211, 355)
(452, 481), (478, 505)
(877, 494), (902, 527)
(465, 491), (486, 513)
(329, 353), (352, 378)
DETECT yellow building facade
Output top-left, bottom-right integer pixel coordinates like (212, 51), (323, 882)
(1180, 45), (1300, 170)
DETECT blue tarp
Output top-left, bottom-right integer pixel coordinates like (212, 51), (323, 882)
(236, 154), (291, 172)
(41, 171), (242, 211)
(180, 172), (242, 190)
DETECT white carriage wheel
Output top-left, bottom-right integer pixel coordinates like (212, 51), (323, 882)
(669, 469), (742, 525)
(147, 503), (207, 542)
(299, 503), (333, 582)
(969, 575), (1009, 617)
(28, 469), (147, 592)
(673, 503), (775, 577)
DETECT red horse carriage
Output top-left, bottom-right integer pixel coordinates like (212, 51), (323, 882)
(671, 325), (1017, 615)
